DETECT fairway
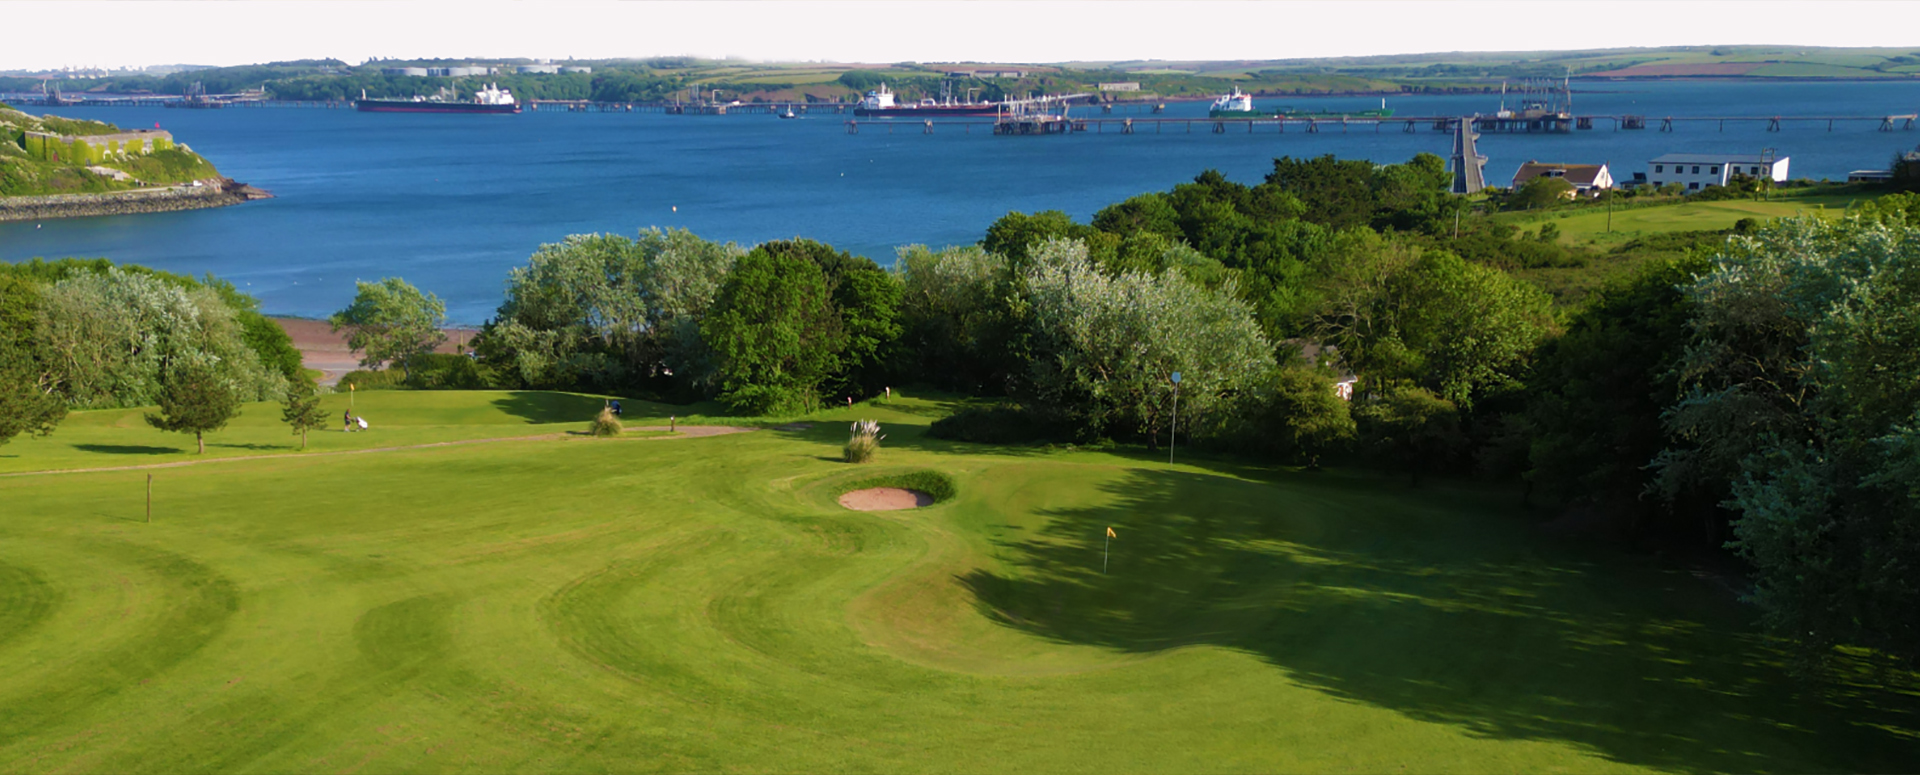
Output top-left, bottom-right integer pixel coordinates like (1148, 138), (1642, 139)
(1, 393), (1916, 773)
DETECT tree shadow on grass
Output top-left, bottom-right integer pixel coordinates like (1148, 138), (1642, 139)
(958, 467), (1920, 774)
(72, 444), (179, 456)
(490, 392), (615, 424)
(209, 443), (292, 451)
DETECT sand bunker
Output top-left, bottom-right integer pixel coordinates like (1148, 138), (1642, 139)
(839, 487), (935, 511)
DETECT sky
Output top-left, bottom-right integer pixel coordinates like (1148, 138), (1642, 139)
(6, 0), (1918, 70)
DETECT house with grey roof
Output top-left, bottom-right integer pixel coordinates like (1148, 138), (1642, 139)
(1511, 161), (1614, 197)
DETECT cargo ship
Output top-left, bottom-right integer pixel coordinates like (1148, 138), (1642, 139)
(1209, 87), (1394, 119)
(355, 84), (520, 114)
(1272, 99), (1394, 119)
(852, 83), (1002, 118)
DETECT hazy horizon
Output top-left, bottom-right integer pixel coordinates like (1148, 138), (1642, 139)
(7, 0), (1918, 72)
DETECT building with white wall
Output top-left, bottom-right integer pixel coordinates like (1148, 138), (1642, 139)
(1647, 153), (1789, 192)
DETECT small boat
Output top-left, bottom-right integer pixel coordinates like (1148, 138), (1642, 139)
(779, 106), (798, 119)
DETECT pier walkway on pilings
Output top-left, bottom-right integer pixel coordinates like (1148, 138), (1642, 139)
(844, 113), (1920, 136)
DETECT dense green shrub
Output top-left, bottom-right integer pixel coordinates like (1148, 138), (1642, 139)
(336, 369), (408, 391)
(837, 469), (957, 503)
(402, 353), (490, 390)
(0, 259), (301, 386)
(33, 268), (283, 409)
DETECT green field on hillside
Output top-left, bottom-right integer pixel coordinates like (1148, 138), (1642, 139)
(2, 391), (1916, 772)
(1498, 194), (1869, 247)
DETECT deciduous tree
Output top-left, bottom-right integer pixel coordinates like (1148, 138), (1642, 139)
(145, 354), (241, 454)
(280, 375), (325, 450)
(1355, 385), (1463, 485)
(1024, 239), (1274, 445)
(701, 245), (845, 414)
(330, 277), (447, 375)
(1264, 366), (1354, 469)
(1655, 210), (1920, 668)
(0, 276), (65, 446)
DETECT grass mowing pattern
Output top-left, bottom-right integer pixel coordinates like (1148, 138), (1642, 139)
(0, 389), (696, 474)
(0, 392), (1915, 772)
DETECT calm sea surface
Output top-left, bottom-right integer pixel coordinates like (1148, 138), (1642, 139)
(4, 80), (1917, 322)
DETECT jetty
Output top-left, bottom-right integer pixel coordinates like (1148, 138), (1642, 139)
(7, 89), (1911, 135)
(841, 113), (1920, 136)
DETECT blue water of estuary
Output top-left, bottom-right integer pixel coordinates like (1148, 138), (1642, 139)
(3, 79), (1917, 322)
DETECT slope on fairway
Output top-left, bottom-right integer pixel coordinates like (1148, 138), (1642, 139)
(0, 393), (1915, 773)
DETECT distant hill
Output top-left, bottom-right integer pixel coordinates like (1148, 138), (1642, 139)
(1073, 45), (1920, 81)
(0, 46), (1911, 108)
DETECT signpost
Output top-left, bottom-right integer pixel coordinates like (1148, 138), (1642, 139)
(1169, 372), (1182, 465)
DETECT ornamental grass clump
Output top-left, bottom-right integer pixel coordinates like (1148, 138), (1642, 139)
(588, 407), (623, 437)
(844, 419), (884, 463)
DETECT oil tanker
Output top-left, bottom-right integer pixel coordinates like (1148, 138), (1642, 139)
(356, 84), (520, 114)
(852, 84), (1003, 118)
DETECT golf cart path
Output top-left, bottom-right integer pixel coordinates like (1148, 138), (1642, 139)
(0, 425), (758, 478)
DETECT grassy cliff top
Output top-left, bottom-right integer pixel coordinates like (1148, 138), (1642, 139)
(0, 104), (220, 197)
(0, 103), (124, 137)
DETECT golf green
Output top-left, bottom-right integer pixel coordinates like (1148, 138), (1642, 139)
(0, 393), (1914, 772)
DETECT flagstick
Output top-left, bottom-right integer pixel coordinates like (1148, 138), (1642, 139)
(1103, 532), (1110, 574)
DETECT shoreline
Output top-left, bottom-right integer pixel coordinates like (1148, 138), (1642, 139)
(0, 177), (272, 223)
(275, 317), (480, 386)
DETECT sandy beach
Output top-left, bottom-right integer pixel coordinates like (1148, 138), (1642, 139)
(275, 317), (478, 386)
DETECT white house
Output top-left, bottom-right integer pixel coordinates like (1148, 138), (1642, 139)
(1511, 161), (1614, 197)
(1647, 153), (1789, 192)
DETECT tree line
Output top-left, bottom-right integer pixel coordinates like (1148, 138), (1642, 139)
(0, 259), (302, 451)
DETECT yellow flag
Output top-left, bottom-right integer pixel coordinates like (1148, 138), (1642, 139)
(1106, 526), (1117, 538)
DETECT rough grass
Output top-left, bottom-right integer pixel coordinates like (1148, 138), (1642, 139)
(587, 407), (623, 437)
(0, 391), (1915, 772)
(843, 433), (879, 463)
